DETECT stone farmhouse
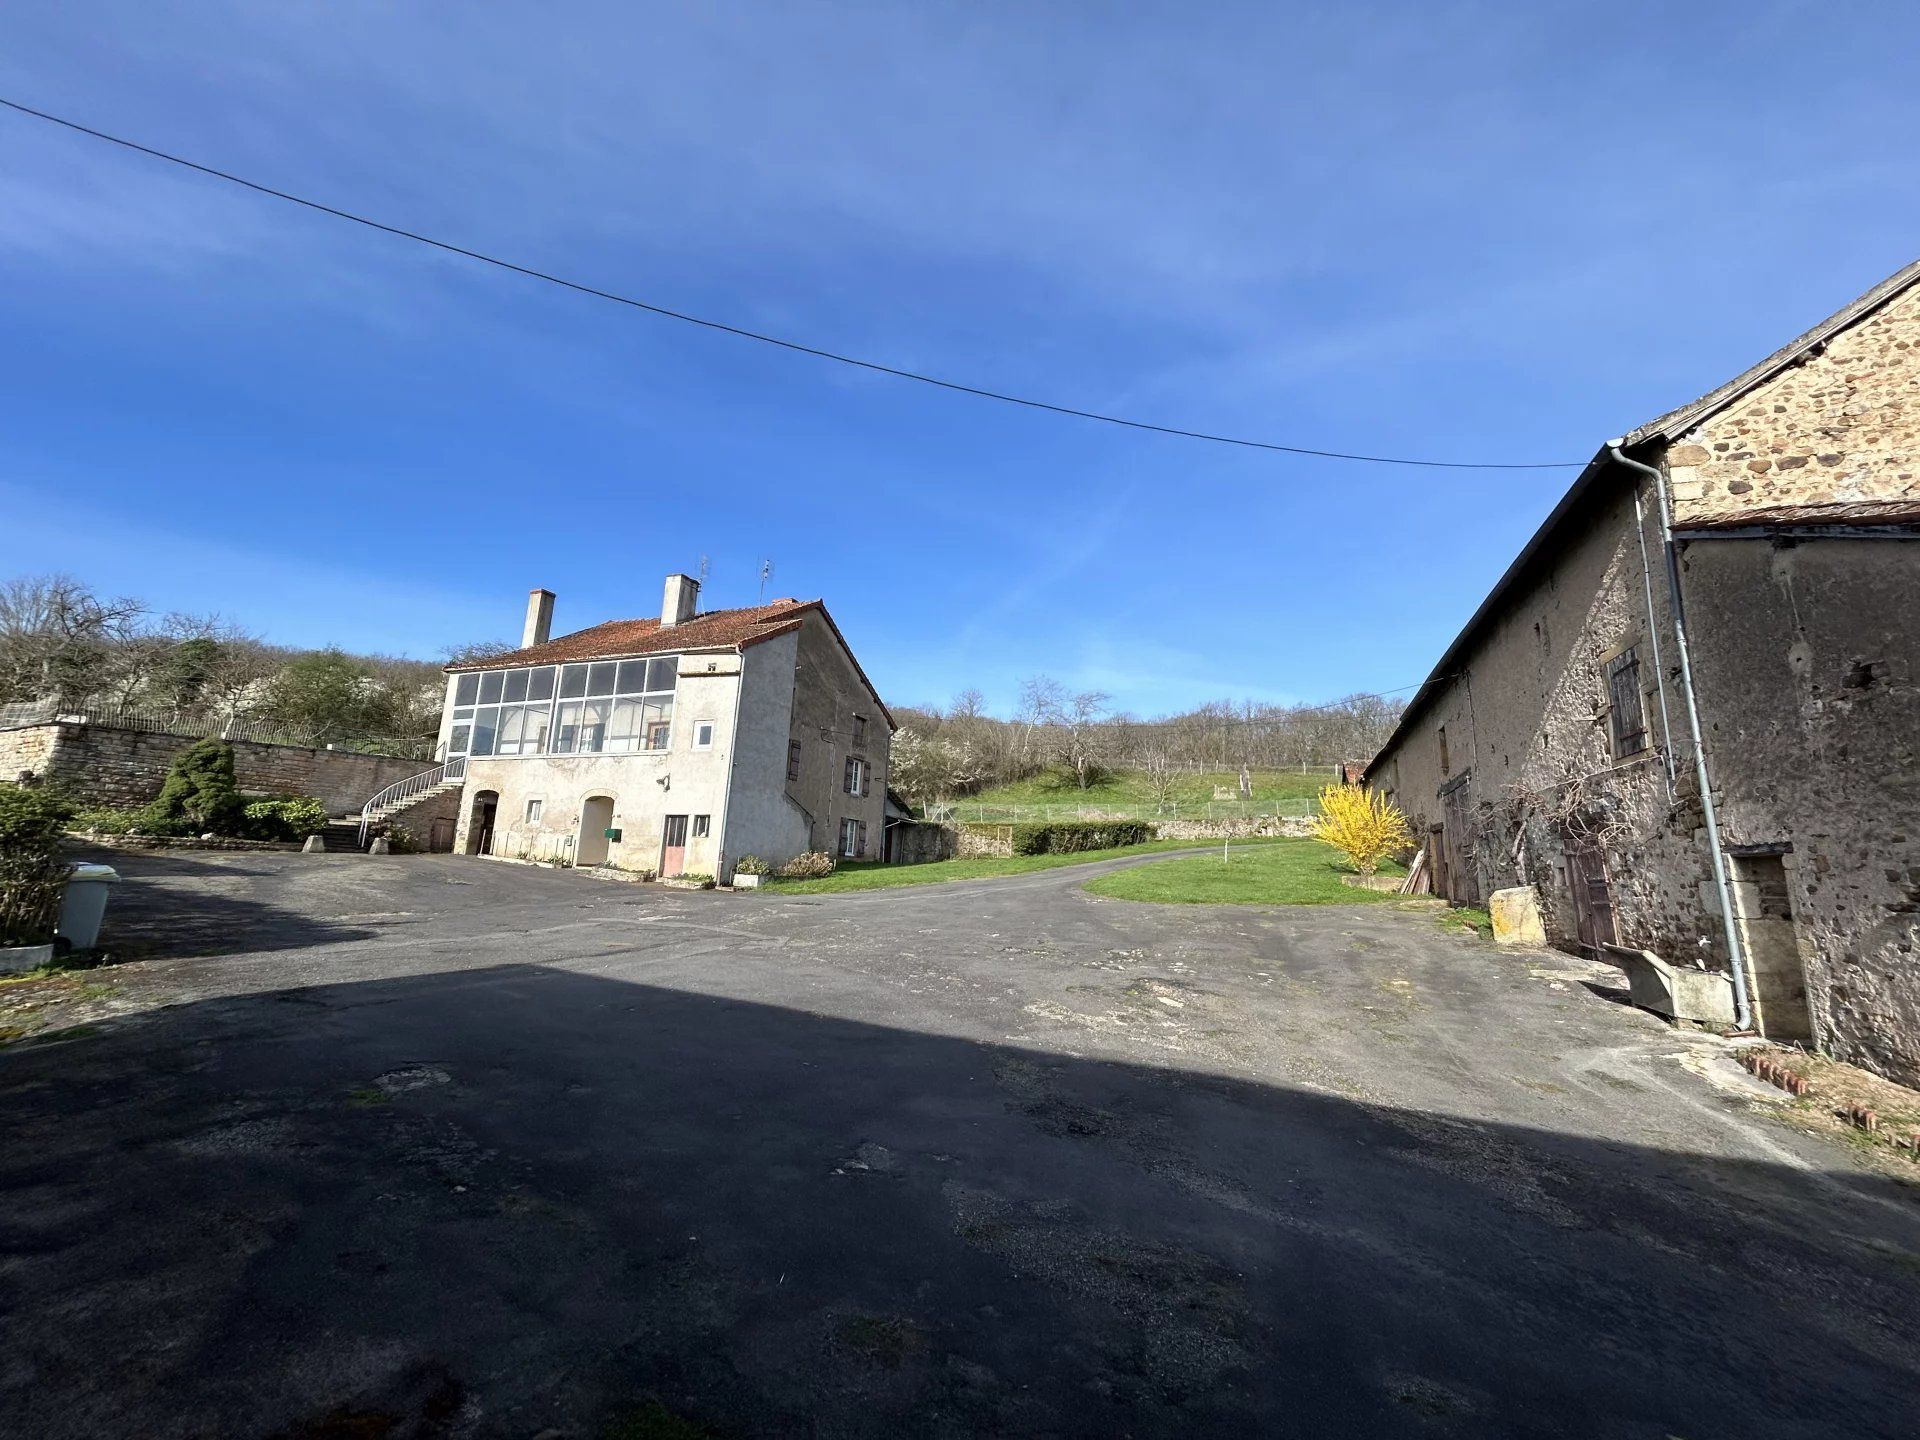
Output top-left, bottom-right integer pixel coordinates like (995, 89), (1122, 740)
(429, 575), (892, 881)
(1365, 257), (1920, 1084)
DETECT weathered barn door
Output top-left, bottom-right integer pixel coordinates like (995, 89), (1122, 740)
(1439, 781), (1477, 905)
(1566, 844), (1617, 956)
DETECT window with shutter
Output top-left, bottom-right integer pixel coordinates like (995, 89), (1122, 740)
(1606, 648), (1648, 758)
(788, 740), (802, 782)
(857, 820), (868, 857)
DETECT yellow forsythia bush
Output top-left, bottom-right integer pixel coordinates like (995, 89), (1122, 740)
(1311, 784), (1411, 876)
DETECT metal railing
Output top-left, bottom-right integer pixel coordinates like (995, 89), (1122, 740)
(358, 757), (466, 847)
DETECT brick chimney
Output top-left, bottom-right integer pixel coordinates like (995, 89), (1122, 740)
(661, 573), (700, 628)
(523, 588), (555, 647)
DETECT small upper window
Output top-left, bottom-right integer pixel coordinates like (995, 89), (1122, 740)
(1437, 725), (1450, 777)
(693, 720), (716, 750)
(788, 740), (802, 782)
(852, 714), (869, 746)
(525, 799), (543, 824)
(1607, 647), (1649, 758)
(692, 814), (711, 839)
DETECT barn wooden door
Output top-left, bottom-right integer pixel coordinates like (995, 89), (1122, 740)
(1440, 784), (1477, 905)
(1566, 844), (1617, 956)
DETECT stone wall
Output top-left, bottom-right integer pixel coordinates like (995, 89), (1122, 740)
(1153, 816), (1318, 841)
(0, 721), (432, 816)
(1681, 537), (1920, 1083)
(1668, 280), (1920, 523)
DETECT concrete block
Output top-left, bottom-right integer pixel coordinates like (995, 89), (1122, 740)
(302, 835), (325, 854)
(1489, 886), (1547, 946)
(368, 836), (391, 856)
(1608, 946), (1737, 1026)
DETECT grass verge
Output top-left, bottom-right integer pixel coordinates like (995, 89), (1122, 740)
(1082, 838), (1404, 906)
(761, 836), (1296, 895)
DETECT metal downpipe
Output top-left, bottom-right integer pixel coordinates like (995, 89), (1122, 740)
(1609, 443), (1754, 1030)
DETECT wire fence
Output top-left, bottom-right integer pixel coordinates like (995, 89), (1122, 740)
(0, 700), (434, 759)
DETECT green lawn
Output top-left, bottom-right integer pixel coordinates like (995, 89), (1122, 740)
(1082, 837), (1403, 906)
(934, 765), (1333, 821)
(760, 835), (1296, 895)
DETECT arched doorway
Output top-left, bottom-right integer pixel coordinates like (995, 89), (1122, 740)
(465, 790), (499, 856)
(575, 795), (615, 867)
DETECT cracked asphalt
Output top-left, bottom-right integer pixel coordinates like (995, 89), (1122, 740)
(3, 848), (1919, 1438)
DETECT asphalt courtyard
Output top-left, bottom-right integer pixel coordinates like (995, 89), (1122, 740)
(4, 849), (1919, 1438)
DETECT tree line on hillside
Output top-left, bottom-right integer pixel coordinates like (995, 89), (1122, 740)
(0, 574), (506, 755)
(886, 679), (1404, 803)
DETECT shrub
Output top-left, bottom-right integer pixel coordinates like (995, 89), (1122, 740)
(0, 785), (75, 853)
(1006, 820), (1154, 856)
(1310, 784), (1411, 876)
(733, 854), (771, 876)
(676, 872), (717, 889)
(140, 738), (243, 836)
(0, 783), (74, 947)
(380, 822), (420, 854)
(239, 795), (329, 842)
(71, 807), (148, 837)
(776, 851), (837, 880)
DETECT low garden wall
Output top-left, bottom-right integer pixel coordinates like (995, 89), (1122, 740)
(1153, 816), (1317, 840)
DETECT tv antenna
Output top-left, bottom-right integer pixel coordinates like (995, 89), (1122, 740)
(757, 559), (775, 604)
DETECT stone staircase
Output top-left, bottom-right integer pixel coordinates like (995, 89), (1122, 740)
(361, 776), (466, 832)
(318, 769), (467, 853)
(316, 820), (368, 853)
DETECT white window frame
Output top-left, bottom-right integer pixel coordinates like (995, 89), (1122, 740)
(525, 798), (543, 824)
(692, 813), (711, 839)
(845, 756), (865, 796)
(692, 719), (716, 750)
(839, 816), (860, 858)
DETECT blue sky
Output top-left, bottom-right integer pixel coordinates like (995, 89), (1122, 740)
(2, 2), (1915, 717)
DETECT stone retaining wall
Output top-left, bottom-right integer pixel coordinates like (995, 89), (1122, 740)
(1, 721), (430, 815)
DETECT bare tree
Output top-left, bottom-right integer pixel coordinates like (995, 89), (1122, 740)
(0, 575), (144, 706)
(1019, 677), (1112, 790)
(1142, 748), (1179, 812)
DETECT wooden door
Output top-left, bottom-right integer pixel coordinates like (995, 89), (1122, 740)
(661, 814), (689, 877)
(1566, 844), (1617, 955)
(1440, 785), (1476, 905)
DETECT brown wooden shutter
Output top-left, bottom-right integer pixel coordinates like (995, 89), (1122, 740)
(857, 820), (868, 857)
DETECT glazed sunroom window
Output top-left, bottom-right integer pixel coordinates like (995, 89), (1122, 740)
(449, 658), (678, 758)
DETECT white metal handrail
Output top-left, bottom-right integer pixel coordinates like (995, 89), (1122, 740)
(358, 756), (465, 847)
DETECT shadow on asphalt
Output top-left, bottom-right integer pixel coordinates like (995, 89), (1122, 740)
(74, 847), (380, 962)
(3, 962), (1918, 1439)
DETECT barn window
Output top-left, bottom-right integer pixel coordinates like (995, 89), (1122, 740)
(1607, 647), (1648, 758)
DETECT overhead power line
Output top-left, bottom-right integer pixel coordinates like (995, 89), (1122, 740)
(0, 95), (1582, 472)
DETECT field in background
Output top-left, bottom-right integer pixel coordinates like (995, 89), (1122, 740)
(926, 765), (1336, 822)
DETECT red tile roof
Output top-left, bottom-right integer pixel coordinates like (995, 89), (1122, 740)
(448, 599), (816, 671)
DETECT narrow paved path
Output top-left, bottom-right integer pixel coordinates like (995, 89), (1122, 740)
(4, 851), (1918, 1437)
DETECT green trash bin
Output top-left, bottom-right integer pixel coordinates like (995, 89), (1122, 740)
(56, 863), (120, 950)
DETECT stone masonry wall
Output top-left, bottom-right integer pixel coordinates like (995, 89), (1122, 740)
(1668, 280), (1920, 523)
(0, 722), (432, 816)
(1681, 537), (1920, 1084)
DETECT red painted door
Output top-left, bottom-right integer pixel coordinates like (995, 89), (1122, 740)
(661, 814), (689, 877)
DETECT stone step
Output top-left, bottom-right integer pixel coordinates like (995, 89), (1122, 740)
(316, 821), (365, 854)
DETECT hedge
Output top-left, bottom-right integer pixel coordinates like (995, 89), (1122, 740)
(1007, 820), (1155, 856)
